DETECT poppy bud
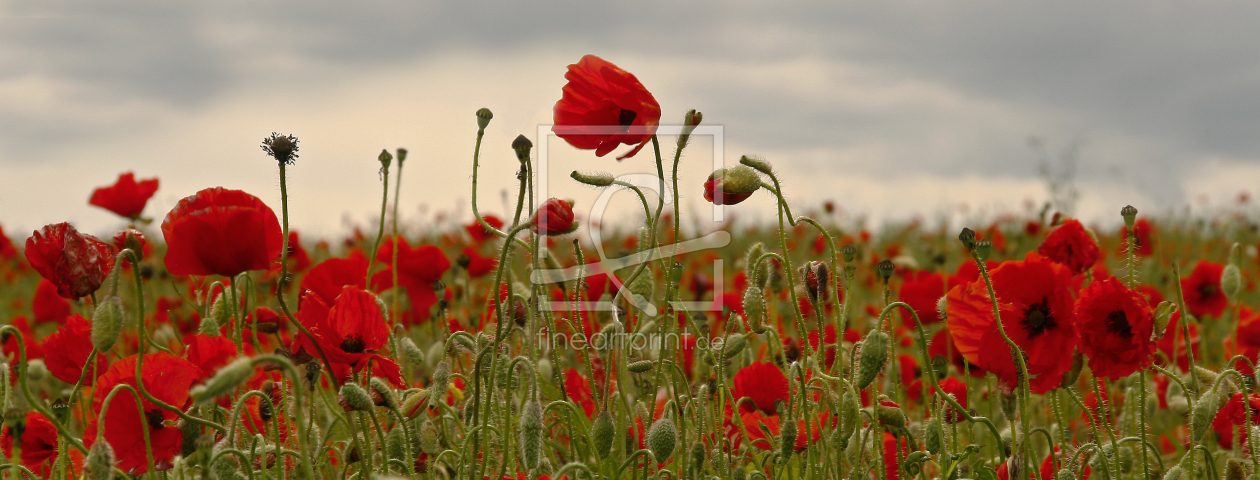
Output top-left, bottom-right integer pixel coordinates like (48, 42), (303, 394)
(876, 259), (895, 282)
(512, 135), (533, 162)
(629, 360), (654, 374)
(400, 337), (424, 366)
(1121, 205), (1138, 228)
(1191, 387), (1221, 442)
(925, 416), (943, 454)
(680, 109), (703, 138)
(520, 397), (544, 469)
(209, 293), (231, 334)
(370, 377), (399, 410)
(778, 412), (797, 464)
(739, 155), (773, 176)
(112, 229), (148, 261)
(429, 361), (450, 411)
(386, 427), (409, 473)
(1221, 264), (1242, 299)
(419, 419), (441, 455)
(743, 287), (766, 333)
(803, 261), (829, 302)
(746, 243), (768, 288)
(91, 295), (124, 352)
(536, 357), (554, 382)
(1152, 301), (1177, 341)
(690, 441), (706, 472)
(958, 228), (977, 250)
(475, 108), (493, 131)
(531, 198), (578, 236)
(838, 386), (859, 447)
(340, 383), (374, 411)
(1163, 466), (1184, 480)
(25, 359), (47, 382)
(570, 170), (615, 187)
(191, 357), (255, 403)
(840, 243), (857, 264)
(85, 439), (116, 480)
(378, 149), (393, 170)
(877, 402), (907, 430)
(724, 333), (747, 359)
(704, 166), (761, 205)
(591, 410), (615, 460)
(261, 133), (299, 165)
(647, 417), (677, 462)
(936, 296), (948, 322)
(856, 331), (889, 389)
(1056, 468), (1078, 480)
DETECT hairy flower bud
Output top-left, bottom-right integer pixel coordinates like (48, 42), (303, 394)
(704, 165), (762, 205)
(91, 296), (125, 352)
(856, 331), (890, 389)
(1192, 387), (1222, 442)
(430, 361), (451, 411)
(838, 385), (859, 446)
(370, 377), (399, 410)
(400, 337), (424, 366)
(340, 383), (374, 411)
(520, 398), (544, 469)
(1152, 301), (1177, 341)
(387, 426), (408, 473)
(591, 410), (615, 460)
(86, 439), (116, 480)
(803, 261), (830, 302)
(724, 334), (747, 359)
(628, 359), (654, 374)
(1163, 466), (1184, 480)
(647, 417), (678, 462)
(420, 420), (440, 455)
(743, 287), (766, 333)
(570, 170), (615, 187)
(778, 413), (797, 464)
(877, 402), (908, 430)
(1222, 264), (1242, 299)
(191, 357), (254, 403)
(739, 155), (773, 176)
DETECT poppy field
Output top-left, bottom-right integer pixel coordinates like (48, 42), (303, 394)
(1, 54), (1258, 480)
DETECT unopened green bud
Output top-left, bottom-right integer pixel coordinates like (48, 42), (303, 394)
(778, 414), (797, 463)
(856, 331), (890, 389)
(520, 398), (544, 469)
(340, 383), (374, 411)
(429, 361), (450, 411)
(629, 360), (654, 374)
(1222, 264), (1242, 299)
(711, 165), (762, 197)
(419, 420), (440, 455)
(746, 243), (768, 287)
(680, 109), (703, 139)
(386, 427), (408, 473)
(369, 377), (398, 410)
(400, 337), (424, 366)
(27, 359), (47, 382)
(1061, 351), (1084, 388)
(91, 296), (125, 351)
(877, 402), (908, 430)
(1191, 387), (1222, 442)
(647, 417), (678, 462)
(724, 333), (747, 359)
(86, 439), (116, 480)
(1152, 302), (1177, 341)
(838, 385), (859, 445)
(591, 410), (615, 460)
(191, 357), (255, 403)
(475, 108), (493, 131)
(743, 287), (766, 333)
(1226, 459), (1246, 480)
(571, 170), (615, 187)
(925, 416), (943, 454)
(1163, 466), (1184, 480)
(739, 155), (773, 176)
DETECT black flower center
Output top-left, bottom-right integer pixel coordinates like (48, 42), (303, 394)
(340, 336), (366, 354)
(1199, 282), (1218, 299)
(618, 108), (636, 129)
(1021, 298), (1057, 340)
(146, 409), (165, 429)
(1105, 310), (1134, 339)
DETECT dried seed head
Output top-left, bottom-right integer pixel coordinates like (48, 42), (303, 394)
(261, 132), (299, 165)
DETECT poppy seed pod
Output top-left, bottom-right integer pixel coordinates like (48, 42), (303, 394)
(958, 228), (977, 250)
(520, 398), (544, 469)
(973, 239), (993, 262)
(629, 360), (654, 374)
(396, 148), (407, 164)
(340, 383), (374, 411)
(647, 417), (677, 462)
(191, 357), (255, 403)
(570, 170), (615, 187)
(475, 108), (493, 131)
(856, 330), (889, 389)
(86, 439), (116, 480)
(739, 155), (773, 176)
(840, 243), (857, 264)
(91, 295), (124, 353)
(876, 259), (895, 281)
(378, 149), (393, 169)
(1121, 205), (1138, 228)
(512, 135), (533, 162)
(591, 410), (615, 459)
(1221, 264), (1242, 299)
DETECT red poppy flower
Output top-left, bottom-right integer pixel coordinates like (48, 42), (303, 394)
(32, 279), (71, 324)
(734, 409), (825, 452)
(1121, 218), (1154, 256)
(553, 55), (661, 160)
(1040, 447), (1091, 480)
(935, 377), (969, 423)
(162, 188), (283, 278)
(884, 432), (910, 480)
(946, 255), (1078, 393)
(293, 287), (388, 364)
(0, 223), (17, 260)
(301, 256), (368, 307)
(1075, 277), (1156, 379)
(465, 215), (504, 244)
(371, 238), (450, 324)
(1036, 219), (1100, 274)
(183, 334), (241, 380)
(25, 222), (116, 299)
(732, 361), (789, 415)
(42, 314), (109, 385)
(89, 172), (159, 220)
(703, 168), (757, 205)
(85, 352), (202, 474)
(1212, 393), (1260, 449)
(286, 230), (311, 273)
(1181, 261), (1229, 319)
(531, 199), (577, 236)
(0, 411), (82, 478)
(899, 272), (955, 326)
(564, 368), (596, 419)
(460, 247), (496, 278)
(807, 325), (838, 370)
(112, 228), (151, 260)
(928, 329), (986, 378)
(2, 315), (42, 361)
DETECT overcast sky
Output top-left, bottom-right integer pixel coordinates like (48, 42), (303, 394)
(2, 1), (1258, 242)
